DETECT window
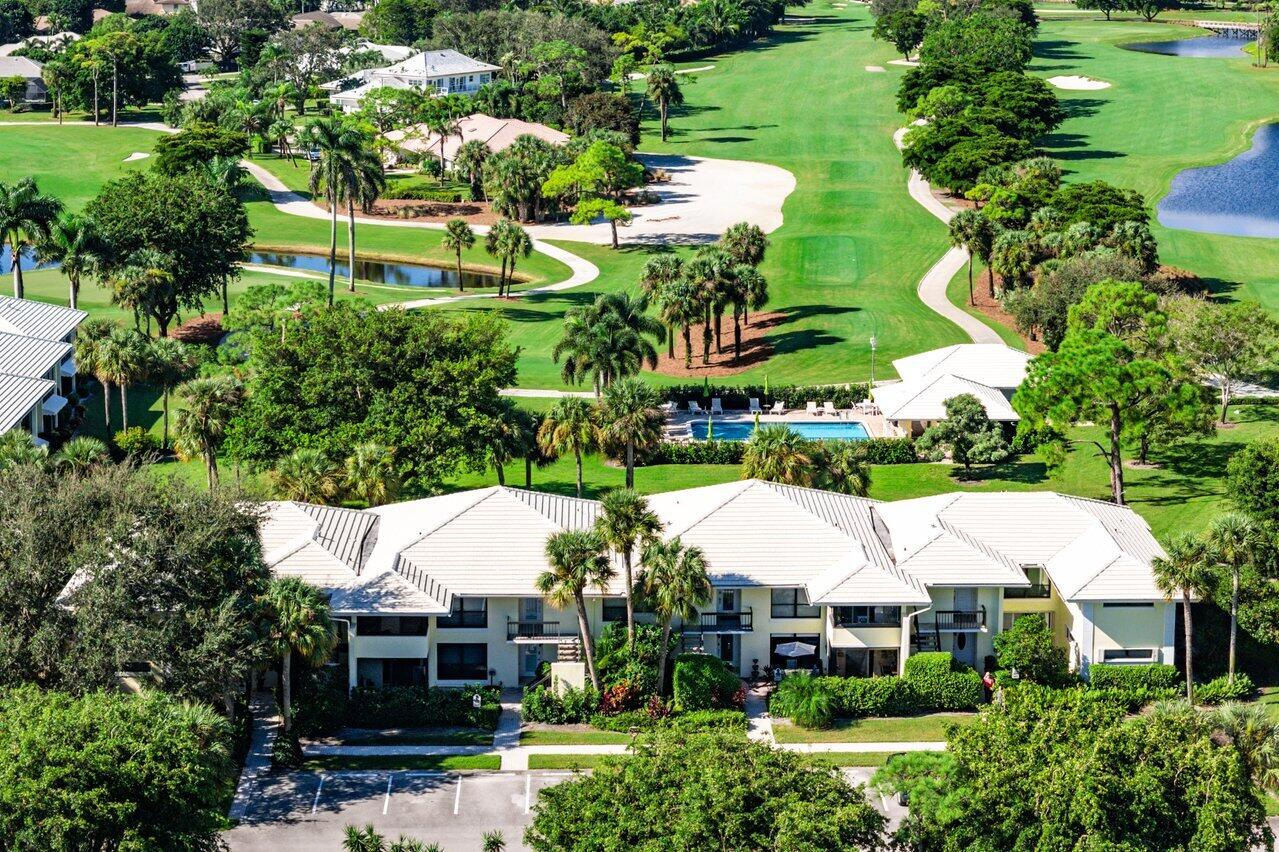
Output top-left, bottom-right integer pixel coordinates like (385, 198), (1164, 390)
(771, 588), (820, 619)
(1005, 565), (1051, 599)
(357, 616), (429, 636)
(1002, 611), (1053, 632)
(602, 598), (626, 622)
(831, 648), (899, 677)
(437, 643), (488, 680)
(833, 606), (901, 627)
(437, 597), (487, 628)
(769, 634), (821, 670)
(1102, 648), (1156, 663)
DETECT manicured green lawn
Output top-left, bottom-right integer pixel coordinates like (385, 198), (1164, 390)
(519, 729), (635, 745)
(333, 729), (494, 746)
(802, 751), (899, 768)
(300, 754), (500, 771)
(526, 754), (607, 770)
(772, 714), (974, 743)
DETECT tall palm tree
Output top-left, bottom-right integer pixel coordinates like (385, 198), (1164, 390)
(539, 530), (615, 691)
(554, 293), (665, 396)
(497, 220), (532, 297)
(272, 448), (342, 504)
(741, 424), (815, 486)
(172, 375), (245, 492)
(343, 443), (400, 507)
(990, 229), (1036, 292)
(74, 318), (117, 434)
(146, 336), (198, 449)
(38, 211), (102, 310)
(719, 221), (768, 267)
(639, 255), (684, 357)
(684, 246), (733, 362)
(724, 265), (754, 363)
(657, 278), (701, 369)
(441, 219), (476, 292)
(453, 139), (490, 201)
(600, 376), (661, 489)
(949, 209), (996, 306)
(646, 64), (684, 143)
(303, 117), (366, 305)
(0, 177), (63, 299)
(537, 397), (599, 498)
(484, 219), (513, 290)
(269, 118), (296, 163)
(263, 576), (336, 734)
(338, 144), (385, 294)
(1153, 533), (1212, 704)
(1205, 513), (1261, 683)
(639, 536), (711, 692)
(737, 263), (768, 327)
(488, 400), (534, 487)
(595, 488), (663, 647)
(99, 327), (147, 432)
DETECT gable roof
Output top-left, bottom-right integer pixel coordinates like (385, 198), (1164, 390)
(0, 331), (69, 378)
(0, 56), (42, 79)
(892, 343), (1031, 388)
(0, 296), (86, 341)
(0, 372), (53, 431)
(873, 373), (1019, 422)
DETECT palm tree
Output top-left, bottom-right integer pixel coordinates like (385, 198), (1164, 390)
(441, 219), (476, 292)
(657, 279), (701, 369)
(481, 831), (506, 852)
(684, 246), (734, 362)
(639, 536), (711, 692)
(52, 436), (109, 472)
(172, 375), (245, 492)
(817, 443), (872, 497)
(497, 220), (532, 297)
(269, 118), (297, 163)
(537, 397), (599, 498)
(100, 327), (148, 432)
(487, 399), (534, 486)
(0, 430), (48, 470)
(600, 376), (662, 489)
(204, 156), (248, 193)
(1152, 533), (1212, 705)
(538, 530), (615, 691)
(146, 336), (198, 449)
(595, 488), (663, 647)
(554, 293), (665, 396)
(263, 576), (337, 734)
(949, 209), (995, 306)
(342, 825), (385, 852)
(741, 424), (815, 486)
(1212, 703), (1279, 793)
(38, 212), (102, 310)
(453, 139), (490, 201)
(0, 177), (63, 299)
(737, 263), (768, 327)
(639, 255), (684, 357)
(990, 229), (1036, 292)
(74, 318), (117, 434)
(646, 64), (684, 143)
(719, 221), (768, 267)
(1205, 512), (1261, 683)
(272, 448), (342, 503)
(343, 443), (400, 507)
(724, 265), (754, 363)
(338, 145), (385, 294)
(303, 117), (366, 305)
(424, 105), (462, 174)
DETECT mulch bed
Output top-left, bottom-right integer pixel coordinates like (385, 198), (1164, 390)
(313, 197), (499, 226)
(170, 312), (224, 345)
(652, 311), (783, 378)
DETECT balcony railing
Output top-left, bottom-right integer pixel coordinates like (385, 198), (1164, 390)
(683, 608), (754, 634)
(506, 620), (577, 642)
(1004, 584), (1051, 599)
(924, 607), (987, 632)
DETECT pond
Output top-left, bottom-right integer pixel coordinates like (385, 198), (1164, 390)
(1157, 122), (1279, 238)
(247, 251), (503, 289)
(1122, 35), (1251, 58)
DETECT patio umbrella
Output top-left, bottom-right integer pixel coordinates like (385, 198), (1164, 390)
(774, 641), (817, 658)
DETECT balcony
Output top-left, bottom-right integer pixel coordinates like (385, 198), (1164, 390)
(1004, 584), (1051, 599)
(921, 607), (987, 633)
(506, 619), (579, 644)
(683, 609), (754, 634)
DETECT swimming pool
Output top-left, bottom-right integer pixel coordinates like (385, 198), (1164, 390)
(688, 419), (870, 441)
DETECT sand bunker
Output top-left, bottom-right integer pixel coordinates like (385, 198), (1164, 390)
(123, 151), (150, 162)
(1047, 75), (1111, 90)
(865, 65), (886, 72)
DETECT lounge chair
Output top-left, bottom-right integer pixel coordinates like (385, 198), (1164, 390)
(663, 401), (679, 416)
(688, 400), (705, 415)
(710, 398), (724, 415)
(769, 401), (786, 415)
(748, 398), (762, 414)
(823, 401), (838, 417)
(807, 401), (820, 416)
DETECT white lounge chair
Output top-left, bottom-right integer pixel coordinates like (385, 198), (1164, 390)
(770, 401), (786, 416)
(823, 401), (838, 417)
(688, 400), (705, 415)
(748, 398), (762, 414)
(807, 401), (820, 416)
(663, 401), (679, 416)
(710, 398), (724, 415)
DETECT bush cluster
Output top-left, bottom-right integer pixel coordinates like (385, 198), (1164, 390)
(345, 684), (501, 730)
(1196, 673), (1256, 705)
(521, 685), (598, 725)
(381, 179), (466, 203)
(1087, 663), (1180, 692)
(660, 383), (869, 410)
(113, 426), (161, 456)
(902, 652), (985, 711)
(672, 654), (745, 712)
(653, 436), (918, 466)
(589, 709), (748, 733)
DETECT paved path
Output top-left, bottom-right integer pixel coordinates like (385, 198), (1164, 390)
(892, 126), (1004, 345)
(745, 686), (775, 744)
(227, 691), (281, 822)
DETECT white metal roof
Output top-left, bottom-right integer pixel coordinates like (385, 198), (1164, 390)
(378, 50), (500, 80)
(0, 331), (69, 378)
(892, 343), (1031, 388)
(873, 374), (1019, 422)
(0, 296), (86, 342)
(0, 372), (53, 431)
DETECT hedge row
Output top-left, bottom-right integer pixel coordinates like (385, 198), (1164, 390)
(381, 181), (467, 203)
(661, 383), (869, 409)
(652, 436), (918, 465)
(345, 685), (502, 730)
(589, 709), (747, 733)
(672, 654), (745, 712)
(1088, 663), (1180, 691)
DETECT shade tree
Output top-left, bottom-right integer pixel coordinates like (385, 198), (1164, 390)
(916, 393), (1011, 473)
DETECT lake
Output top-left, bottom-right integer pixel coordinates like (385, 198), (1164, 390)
(1157, 122), (1279, 238)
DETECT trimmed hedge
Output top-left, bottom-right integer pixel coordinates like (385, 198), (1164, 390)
(381, 179), (466, 203)
(345, 684), (502, 730)
(768, 657), (983, 722)
(521, 685), (598, 724)
(672, 654), (743, 712)
(1088, 663), (1181, 692)
(902, 652), (984, 712)
(589, 709), (748, 733)
(652, 436), (918, 466)
(661, 383), (868, 410)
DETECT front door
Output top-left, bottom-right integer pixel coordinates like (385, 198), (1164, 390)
(718, 634), (740, 674)
(519, 598), (545, 684)
(952, 588), (978, 668)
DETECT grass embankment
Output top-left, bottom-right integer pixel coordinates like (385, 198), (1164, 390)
(301, 754), (500, 772)
(772, 713), (974, 744)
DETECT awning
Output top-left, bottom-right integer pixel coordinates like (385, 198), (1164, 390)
(42, 394), (66, 416)
(59, 356), (75, 377)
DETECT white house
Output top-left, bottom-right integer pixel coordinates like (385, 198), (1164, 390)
(258, 481), (1176, 691)
(0, 56), (47, 104)
(0, 296), (85, 444)
(328, 49), (501, 113)
(873, 343), (1032, 436)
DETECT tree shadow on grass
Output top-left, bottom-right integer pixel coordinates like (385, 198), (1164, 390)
(1198, 276), (1245, 299)
(951, 459), (1050, 486)
(1033, 39), (1089, 61)
(1038, 133), (1126, 162)
(1061, 98), (1109, 120)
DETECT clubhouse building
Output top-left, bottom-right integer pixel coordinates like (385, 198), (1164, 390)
(259, 481), (1176, 691)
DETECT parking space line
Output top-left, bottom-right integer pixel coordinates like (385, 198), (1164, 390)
(453, 776), (462, 815)
(311, 775), (326, 814)
(525, 773), (531, 814)
(383, 774), (394, 815)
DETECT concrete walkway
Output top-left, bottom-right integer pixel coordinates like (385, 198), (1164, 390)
(494, 696), (526, 770)
(745, 685), (775, 744)
(892, 125), (1004, 345)
(227, 691), (281, 822)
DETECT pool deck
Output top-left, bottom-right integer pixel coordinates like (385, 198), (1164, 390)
(665, 407), (898, 441)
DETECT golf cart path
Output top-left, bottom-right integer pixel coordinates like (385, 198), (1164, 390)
(892, 126), (1003, 345)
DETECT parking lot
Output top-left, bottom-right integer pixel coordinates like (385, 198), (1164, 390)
(224, 770), (576, 851)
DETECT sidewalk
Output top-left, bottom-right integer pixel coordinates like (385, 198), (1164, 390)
(745, 685), (775, 744)
(227, 691), (281, 822)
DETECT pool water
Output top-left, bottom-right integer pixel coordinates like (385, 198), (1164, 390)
(1122, 36), (1251, 58)
(689, 419), (870, 441)
(1157, 123), (1279, 237)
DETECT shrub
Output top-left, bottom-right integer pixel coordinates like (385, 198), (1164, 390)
(589, 710), (654, 732)
(993, 615), (1073, 686)
(835, 675), (921, 717)
(668, 709), (748, 732)
(672, 654), (742, 712)
(903, 651), (956, 680)
(593, 622), (673, 695)
(381, 177), (465, 202)
(522, 685), (598, 725)
(1196, 673), (1256, 705)
(903, 652), (983, 712)
(598, 680), (645, 715)
(291, 664), (347, 737)
(770, 673), (837, 728)
(659, 382), (868, 410)
(653, 437), (918, 466)
(346, 684), (501, 729)
(270, 729), (303, 769)
(856, 437), (919, 464)
(114, 426), (160, 456)
(1088, 663), (1181, 692)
